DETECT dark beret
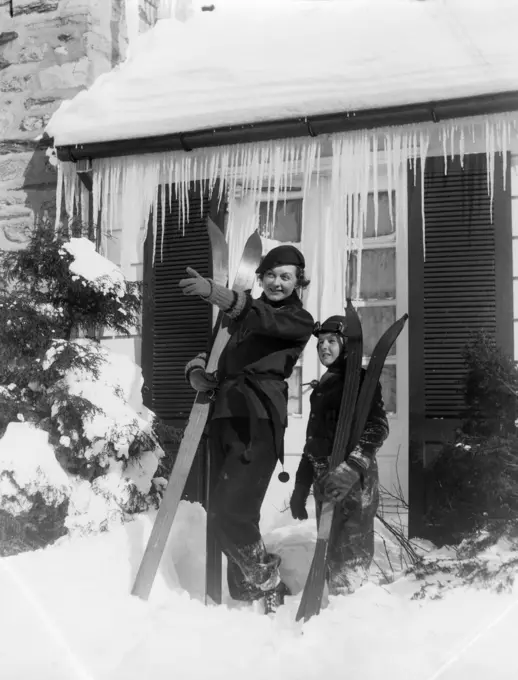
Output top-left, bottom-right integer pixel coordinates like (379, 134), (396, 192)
(255, 245), (305, 274)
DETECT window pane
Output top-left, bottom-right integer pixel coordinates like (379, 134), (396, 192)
(259, 199), (302, 242)
(355, 191), (396, 238)
(357, 306), (397, 356)
(287, 365), (302, 416)
(349, 248), (396, 300)
(513, 239), (518, 277)
(512, 199), (518, 236)
(379, 365), (397, 414)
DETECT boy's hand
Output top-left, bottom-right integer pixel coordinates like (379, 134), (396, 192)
(320, 462), (360, 504)
(290, 483), (310, 520)
(179, 267), (211, 297)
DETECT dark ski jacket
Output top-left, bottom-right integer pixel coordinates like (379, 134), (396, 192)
(295, 366), (389, 490)
(212, 290), (314, 463)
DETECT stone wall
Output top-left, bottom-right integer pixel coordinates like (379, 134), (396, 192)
(0, 0), (160, 250)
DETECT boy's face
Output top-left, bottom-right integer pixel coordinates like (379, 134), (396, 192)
(317, 332), (343, 367)
(261, 265), (297, 301)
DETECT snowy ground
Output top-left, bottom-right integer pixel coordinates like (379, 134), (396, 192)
(1, 502), (517, 680)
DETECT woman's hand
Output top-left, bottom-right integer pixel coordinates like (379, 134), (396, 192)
(188, 367), (218, 393)
(179, 267), (212, 298)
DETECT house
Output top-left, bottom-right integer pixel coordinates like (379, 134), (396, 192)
(0, 0), (163, 250)
(46, 0), (518, 537)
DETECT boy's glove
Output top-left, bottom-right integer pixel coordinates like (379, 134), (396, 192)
(319, 461), (361, 504)
(179, 267), (212, 298)
(289, 483), (310, 520)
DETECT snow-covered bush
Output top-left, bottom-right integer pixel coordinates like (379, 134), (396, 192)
(1, 222), (141, 349)
(0, 222), (163, 548)
(408, 532), (518, 600)
(424, 332), (518, 545)
(0, 423), (70, 556)
(44, 340), (151, 472)
(462, 331), (517, 438)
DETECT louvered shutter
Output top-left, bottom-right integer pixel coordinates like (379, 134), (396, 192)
(141, 185), (223, 503)
(423, 154), (496, 417)
(151, 188), (213, 420)
(408, 152), (512, 539)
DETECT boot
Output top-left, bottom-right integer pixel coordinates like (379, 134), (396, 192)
(263, 581), (291, 615)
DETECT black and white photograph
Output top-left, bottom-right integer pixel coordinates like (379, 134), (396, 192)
(1, 0), (518, 677)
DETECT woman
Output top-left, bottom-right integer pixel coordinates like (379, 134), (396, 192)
(179, 245), (314, 613)
(289, 315), (389, 596)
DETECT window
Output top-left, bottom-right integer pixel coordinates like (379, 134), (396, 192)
(258, 198), (303, 242)
(287, 366), (302, 416)
(349, 191), (398, 414)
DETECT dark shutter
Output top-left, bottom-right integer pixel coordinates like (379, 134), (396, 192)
(408, 152), (513, 538)
(152, 188), (212, 420)
(423, 154), (496, 417)
(141, 184), (225, 503)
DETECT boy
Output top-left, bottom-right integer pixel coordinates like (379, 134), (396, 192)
(290, 315), (389, 595)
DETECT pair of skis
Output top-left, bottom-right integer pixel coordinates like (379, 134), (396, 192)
(295, 302), (408, 623)
(131, 218), (262, 602)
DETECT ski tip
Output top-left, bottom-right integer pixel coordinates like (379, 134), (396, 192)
(244, 230), (263, 256)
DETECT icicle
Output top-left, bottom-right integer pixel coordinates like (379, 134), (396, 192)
(385, 133), (395, 230)
(315, 142), (322, 189)
(62, 162), (77, 232)
(450, 122), (456, 161)
(160, 178), (166, 263)
(441, 128), (448, 174)
(186, 156), (192, 226)
(54, 161), (64, 233)
(181, 156), (188, 231)
(459, 126), (465, 168)
(91, 160), (102, 243)
(281, 144), (289, 209)
(372, 134), (379, 237)
(502, 120), (509, 191)
(419, 129), (430, 261)
(80, 182), (89, 233)
(270, 145), (282, 235)
(485, 118), (496, 221)
(302, 140), (316, 207)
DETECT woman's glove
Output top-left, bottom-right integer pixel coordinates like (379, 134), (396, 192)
(179, 267), (212, 298)
(289, 483), (310, 520)
(189, 368), (218, 393)
(185, 352), (218, 393)
(319, 461), (361, 504)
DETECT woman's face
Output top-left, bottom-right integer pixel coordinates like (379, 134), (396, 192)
(261, 265), (297, 301)
(317, 332), (343, 367)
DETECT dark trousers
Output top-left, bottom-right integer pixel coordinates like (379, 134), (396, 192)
(208, 417), (280, 601)
(316, 460), (379, 595)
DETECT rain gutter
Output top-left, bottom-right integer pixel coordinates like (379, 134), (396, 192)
(54, 90), (518, 163)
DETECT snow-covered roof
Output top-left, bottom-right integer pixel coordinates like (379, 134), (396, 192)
(48, 0), (518, 148)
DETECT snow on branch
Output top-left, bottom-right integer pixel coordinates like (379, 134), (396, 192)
(60, 238), (126, 298)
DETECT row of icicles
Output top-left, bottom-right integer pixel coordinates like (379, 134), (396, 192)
(55, 112), (517, 297)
